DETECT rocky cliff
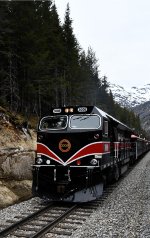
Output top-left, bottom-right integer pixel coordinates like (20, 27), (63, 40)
(0, 107), (37, 208)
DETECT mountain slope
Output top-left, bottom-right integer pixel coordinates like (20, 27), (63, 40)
(133, 101), (150, 136)
(108, 83), (150, 108)
(108, 83), (150, 136)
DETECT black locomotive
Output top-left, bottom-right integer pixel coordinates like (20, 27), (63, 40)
(32, 106), (150, 202)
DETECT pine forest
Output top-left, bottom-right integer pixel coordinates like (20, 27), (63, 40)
(0, 0), (143, 134)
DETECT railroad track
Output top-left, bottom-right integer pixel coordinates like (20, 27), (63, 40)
(0, 202), (76, 237)
(0, 188), (122, 238)
(0, 200), (98, 238)
(0, 160), (141, 238)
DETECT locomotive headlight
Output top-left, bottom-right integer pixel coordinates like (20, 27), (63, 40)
(65, 108), (74, 113)
(65, 108), (69, 113)
(70, 108), (74, 112)
(36, 158), (43, 164)
(90, 159), (98, 165)
(46, 159), (51, 165)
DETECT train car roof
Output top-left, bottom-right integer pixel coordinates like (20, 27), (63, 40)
(131, 134), (149, 141)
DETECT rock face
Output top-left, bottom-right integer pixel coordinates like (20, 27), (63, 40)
(0, 112), (36, 150)
(0, 148), (35, 208)
(0, 107), (37, 207)
(0, 108), (36, 179)
(0, 150), (35, 180)
(0, 182), (19, 208)
(0, 180), (32, 208)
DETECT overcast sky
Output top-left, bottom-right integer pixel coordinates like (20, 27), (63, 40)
(55, 0), (150, 90)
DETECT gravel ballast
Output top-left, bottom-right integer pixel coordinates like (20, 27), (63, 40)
(0, 152), (150, 237)
(0, 197), (43, 228)
(72, 152), (150, 238)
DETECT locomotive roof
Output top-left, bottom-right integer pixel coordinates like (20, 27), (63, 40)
(95, 106), (133, 132)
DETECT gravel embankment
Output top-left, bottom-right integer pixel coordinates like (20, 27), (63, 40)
(0, 152), (150, 238)
(0, 197), (43, 228)
(72, 151), (150, 238)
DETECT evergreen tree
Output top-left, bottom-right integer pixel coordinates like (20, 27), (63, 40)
(0, 1), (18, 108)
(107, 89), (115, 116)
(97, 75), (110, 111)
(7, 1), (38, 114)
(83, 47), (100, 105)
(62, 3), (80, 105)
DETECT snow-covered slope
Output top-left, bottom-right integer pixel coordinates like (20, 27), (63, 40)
(108, 83), (150, 108)
(108, 82), (150, 136)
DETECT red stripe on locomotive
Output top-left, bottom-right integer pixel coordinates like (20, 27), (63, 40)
(37, 143), (64, 165)
(37, 142), (110, 166)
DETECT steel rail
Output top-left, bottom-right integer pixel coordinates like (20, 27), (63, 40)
(0, 202), (53, 238)
(30, 204), (78, 238)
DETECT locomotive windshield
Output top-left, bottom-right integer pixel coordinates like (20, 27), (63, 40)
(39, 114), (101, 130)
(70, 115), (101, 129)
(39, 116), (67, 130)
